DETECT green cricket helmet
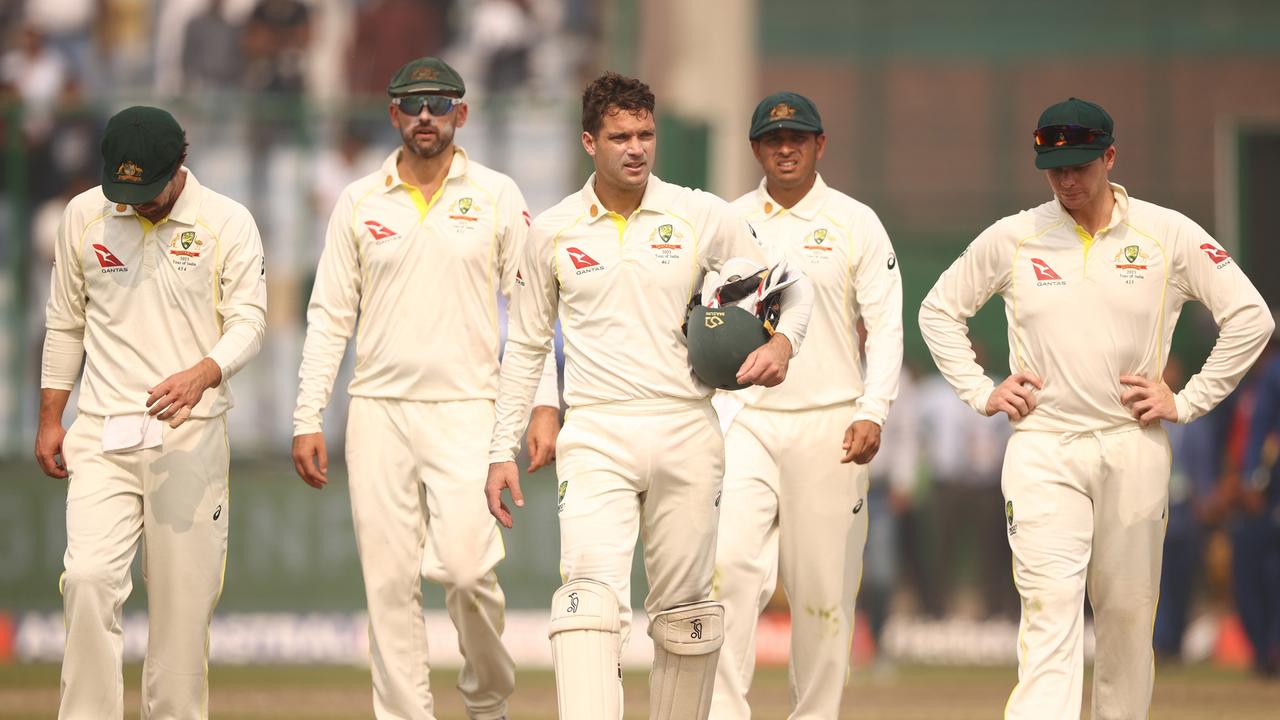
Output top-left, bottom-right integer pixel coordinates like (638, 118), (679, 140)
(684, 257), (801, 390)
(686, 305), (772, 390)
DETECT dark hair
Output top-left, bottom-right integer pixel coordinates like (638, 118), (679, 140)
(581, 72), (655, 136)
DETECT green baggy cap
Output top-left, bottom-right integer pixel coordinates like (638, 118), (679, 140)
(387, 57), (466, 98)
(749, 91), (823, 140)
(1033, 97), (1114, 169)
(100, 106), (185, 204)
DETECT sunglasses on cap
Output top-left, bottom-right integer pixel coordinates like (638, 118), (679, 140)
(1033, 124), (1110, 148)
(393, 95), (461, 117)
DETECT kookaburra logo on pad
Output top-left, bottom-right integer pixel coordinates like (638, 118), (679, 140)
(690, 619), (704, 640)
(567, 592), (580, 613)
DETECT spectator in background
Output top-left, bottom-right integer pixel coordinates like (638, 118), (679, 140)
(182, 0), (243, 93)
(1153, 356), (1225, 660)
(469, 0), (534, 169)
(348, 0), (450, 99)
(919, 348), (1018, 620)
(1, 26), (68, 205)
(22, 0), (96, 80)
(864, 363), (920, 658)
(242, 0), (311, 234)
(1237, 328), (1280, 677)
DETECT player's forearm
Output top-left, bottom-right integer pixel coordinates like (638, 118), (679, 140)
(40, 326), (84, 391)
(206, 315), (265, 382)
(38, 388), (72, 429)
(293, 327), (353, 435)
(533, 349), (560, 409)
(490, 339), (552, 463)
(918, 296), (995, 414)
(773, 272), (814, 356)
(1175, 303), (1274, 423)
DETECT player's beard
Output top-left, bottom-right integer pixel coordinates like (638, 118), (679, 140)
(401, 120), (455, 159)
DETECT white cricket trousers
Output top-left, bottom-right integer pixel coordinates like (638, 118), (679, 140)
(710, 402), (869, 720)
(556, 398), (725, 653)
(59, 413), (229, 720)
(345, 397), (512, 720)
(1002, 425), (1169, 720)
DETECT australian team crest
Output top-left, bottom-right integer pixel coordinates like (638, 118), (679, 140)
(1113, 244), (1149, 281)
(802, 228), (834, 257)
(168, 230), (203, 270)
(769, 103), (796, 120)
(457, 197), (473, 215)
(649, 222), (684, 264)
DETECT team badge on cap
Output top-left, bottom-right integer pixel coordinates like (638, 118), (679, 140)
(769, 103), (797, 120)
(116, 161), (144, 183)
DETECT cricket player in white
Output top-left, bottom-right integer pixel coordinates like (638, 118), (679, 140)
(484, 73), (814, 720)
(710, 92), (903, 720)
(919, 97), (1273, 720)
(36, 106), (267, 719)
(291, 58), (559, 720)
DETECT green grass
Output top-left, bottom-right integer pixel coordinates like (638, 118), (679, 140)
(2, 662), (1278, 719)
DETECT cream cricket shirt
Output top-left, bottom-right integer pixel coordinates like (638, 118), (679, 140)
(293, 148), (556, 435)
(730, 175), (902, 422)
(920, 183), (1273, 432)
(489, 174), (815, 463)
(42, 169), (267, 418)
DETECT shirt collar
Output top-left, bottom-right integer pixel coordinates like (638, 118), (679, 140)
(378, 145), (470, 194)
(579, 173), (669, 223)
(753, 173), (828, 221)
(1054, 182), (1130, 234)
(106, 167), (202, 225)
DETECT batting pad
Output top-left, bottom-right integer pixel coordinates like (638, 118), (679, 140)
(647, 600), (725, 720)
(549, 579), (623, 720)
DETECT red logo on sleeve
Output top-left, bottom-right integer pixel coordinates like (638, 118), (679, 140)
(364, 220), (398, 241)
(522, 210), (531, 226)
(1200, 243), (1230, 264)
(92, 244), (125, 268)
(1030, 258), (1062, 281)
(565, 247), (599, 270)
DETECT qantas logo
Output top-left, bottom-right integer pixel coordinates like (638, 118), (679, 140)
(1200, 243), (1231, 265)
(92, 244), (127, 272)
(565, 247), (603, 275)
(364, 220), (398, 241)
(1031, 258), (1061, 281)
(522, 210), (532, 226)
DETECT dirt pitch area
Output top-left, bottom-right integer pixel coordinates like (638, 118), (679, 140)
(2, 662), (1278, 718)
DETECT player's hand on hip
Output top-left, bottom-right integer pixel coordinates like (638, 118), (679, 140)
(147, 358), (222, 428)
(486, 461), (523, 529)
(737, 333), (793, 387)
(525, 405), (561, 473)
(985, 372), (1043, 421)
(291, 432), (328, 489)
(842, 419), (882, 464)
(34, 422), (68, 479)
(1119, 374), (1178, 427)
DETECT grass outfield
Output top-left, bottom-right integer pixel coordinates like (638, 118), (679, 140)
(2, 663), (1278, 719)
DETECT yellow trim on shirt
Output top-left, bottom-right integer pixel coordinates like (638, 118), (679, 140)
(606, 211), (627, 242)
(1122, 221), (1173, 372)
(1074, 225), (1095, 274)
